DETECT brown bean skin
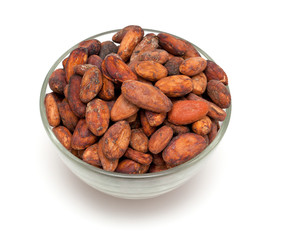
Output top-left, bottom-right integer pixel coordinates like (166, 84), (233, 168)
(63, 84), (68, 99)
(204, 60), (228, 85)
(203, 135), (210, 145)
(105, 100), (115, 112)
(182, 40), (201, 59)
(140, 110), (156, 137)
(65, 47), (88, 82)
(98, 75), (115, 101)
(124, 148), (153, 165)
(101, 58), (114, 81)
(149, 164), (169, 173)
(157, 33), (188, 56)
(186, 93), (227, 121)
(53, 126), (72, 150)
(135, 61), (168, 81)
(115, 159), (142, 174)
(99, 41), (118, 59)
(86, 99), (110, 136)
(129, 114), (141, 129)
(87, 55), (103, 71)
(130, 128), (148, 153)
(44, 92), (61, 127)
(112, 25), (142, 43)
(80, 66), (103, 103)
(125, 112), (138, 123)
(163, 120), (190, 135)
(102, 120), (131, 160)
(168, 100), (209, 125)
(121, 80), (173, 113)
(145, 111), (166, 127)
(208, 120), (219, 143)
(149, 126), (173, 154)
(97, 139), (118, 172)
(191, 72), (207, 95)
(128, 59), (141, 74)
(130, 33), (159, 62)
(82, 144), (102, 167)
(57, 98), (78, 132)
(48, 69), (67, 95)
(164, 57), (184, 76)
(70, 149), (84, 160)
(191, 116), (212, 136)
(162, 133), (207, 167)
(139, 164), (150, 174)
(79, 39), (101, 56)
(207, 80), (231, 108)
(128, 60), (155, 84)
(71, 119), (98, 150)
(67, 75), (86, 118)
(152, 153), (166, 166)
(138, 49), (169, 64)
(104, 54), (138, 82)
(179, 57), (207, 77)
(111, 94), (139, 122)
(117, 26), (144, 62)
(74, 64), (96, 76)
(155, 75), (193, 97)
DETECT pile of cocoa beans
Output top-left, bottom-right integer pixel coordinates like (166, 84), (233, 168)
(44, 25), (231, 174)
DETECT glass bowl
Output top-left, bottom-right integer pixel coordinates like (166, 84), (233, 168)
(39, 28), (231, 199)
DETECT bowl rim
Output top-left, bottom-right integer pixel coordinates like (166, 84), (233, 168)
(39, 28), (231, 179)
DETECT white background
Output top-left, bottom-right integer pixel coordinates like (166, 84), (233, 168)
(1, 0), (281, 239)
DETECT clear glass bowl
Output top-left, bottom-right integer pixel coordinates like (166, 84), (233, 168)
(39, 29), (231, 199)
